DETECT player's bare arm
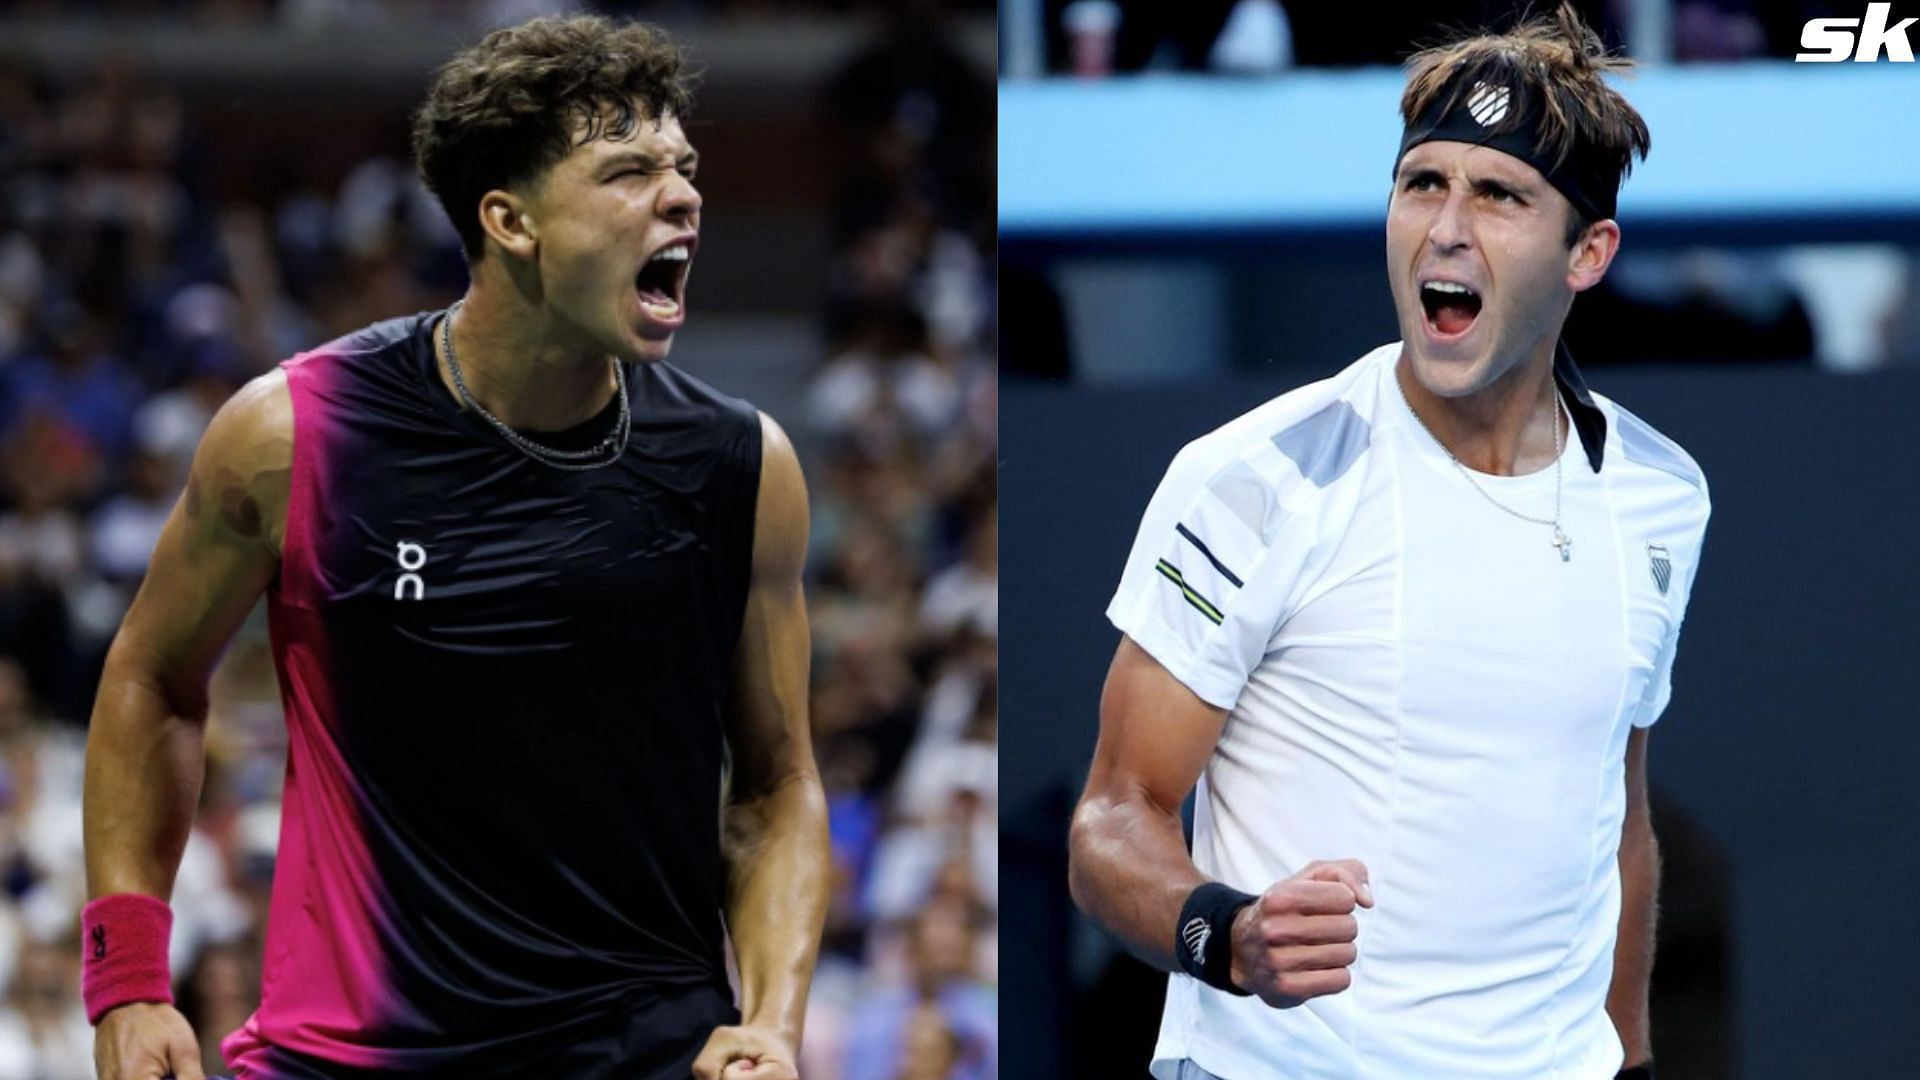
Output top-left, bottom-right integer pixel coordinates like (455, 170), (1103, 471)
(1609, 726), (1659, 1067)
(84, 371), (291, 1080)
(696, 414), (829, 1080)
(1069, 637), (1371, 1007)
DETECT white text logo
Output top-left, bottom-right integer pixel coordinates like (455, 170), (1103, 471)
(395, 541), (427, 601)
(1797, 4), (1917, 61)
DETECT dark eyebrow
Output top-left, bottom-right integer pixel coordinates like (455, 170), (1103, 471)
(599, 149), (700, 175)
(1472, 175), (1533, 200)
(1399, 166), (1444, 186)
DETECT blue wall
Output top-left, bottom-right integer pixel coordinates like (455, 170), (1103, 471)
(1001, 64), (1920, 244)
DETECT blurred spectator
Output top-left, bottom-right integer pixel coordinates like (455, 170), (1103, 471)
(1672, 0), (1768, 60)
(0, 935), (92, 1080)
(1565, 251), (1818, 365)
(842, 896), (997, 1080)
(174, 941), (258, 1074)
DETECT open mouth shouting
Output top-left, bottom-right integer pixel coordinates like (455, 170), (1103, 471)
(635, 236), (696, 328)
(1418, 277), (1483, 343)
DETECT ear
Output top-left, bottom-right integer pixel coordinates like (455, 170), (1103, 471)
(1567, 218), (1620, 294)
(477, 189), (539, 262)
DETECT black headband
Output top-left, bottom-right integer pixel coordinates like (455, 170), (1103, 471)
(1395, 78), (1620, 222)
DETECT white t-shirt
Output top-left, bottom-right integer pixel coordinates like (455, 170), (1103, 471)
(1107, 343), (1710, 1080)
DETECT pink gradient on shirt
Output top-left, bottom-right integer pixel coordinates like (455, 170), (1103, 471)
(221, 352), (397, 1074)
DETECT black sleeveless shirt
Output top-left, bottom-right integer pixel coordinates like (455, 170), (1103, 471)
(221, 310), (761, 1078)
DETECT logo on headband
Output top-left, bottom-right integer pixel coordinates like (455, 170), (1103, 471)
(1467, 81), (1511, 127)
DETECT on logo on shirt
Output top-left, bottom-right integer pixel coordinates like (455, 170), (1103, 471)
(395, 541), (428, 601)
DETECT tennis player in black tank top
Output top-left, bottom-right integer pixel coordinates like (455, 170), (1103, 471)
(82, 16), (829, 1080)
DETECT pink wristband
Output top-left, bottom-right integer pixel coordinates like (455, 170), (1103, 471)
(81, 893), (174, 1025)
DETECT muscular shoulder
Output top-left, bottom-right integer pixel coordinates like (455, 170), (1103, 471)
(751, 411), (808, 584)
(188, 370), (294, 556)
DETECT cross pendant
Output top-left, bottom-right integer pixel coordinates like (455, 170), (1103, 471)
(1552, 527), (1572, 563)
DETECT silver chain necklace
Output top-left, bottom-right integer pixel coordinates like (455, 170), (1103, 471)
(440, 300), (631, 471)
(1399, 372), (1573, 563)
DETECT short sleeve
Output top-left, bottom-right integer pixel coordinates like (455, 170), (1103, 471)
(1106, 441), (1295, 711)
(1633, 491), (1711, 728)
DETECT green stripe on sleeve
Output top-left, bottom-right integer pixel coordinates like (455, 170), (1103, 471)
(1155, 559), (1225, 626)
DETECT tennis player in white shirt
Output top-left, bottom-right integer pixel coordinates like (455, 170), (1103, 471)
(1068, 6), (1708, 1079)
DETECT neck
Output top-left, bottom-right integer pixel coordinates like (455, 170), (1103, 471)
(437, 285), (619, 433)
(1398, 339), (1563, 476)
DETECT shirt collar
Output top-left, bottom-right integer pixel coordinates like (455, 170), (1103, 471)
(1554, 340), (1607, 473)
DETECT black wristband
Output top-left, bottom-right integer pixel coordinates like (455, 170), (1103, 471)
(1176, 882), (1258, 995)
(1617, 1065), (1654, 1080)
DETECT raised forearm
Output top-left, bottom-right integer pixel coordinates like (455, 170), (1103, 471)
(83, 656), (208, 900)
(1068, 786), (1208, 972)
(1608, 815), (1660, 1065)
(723, 769), (829, 1048)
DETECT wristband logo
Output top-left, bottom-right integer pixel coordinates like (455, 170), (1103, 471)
(91, 924), (106, 960)
(1182, 915), (1212, 964)
(1796, 4), (1917, 61)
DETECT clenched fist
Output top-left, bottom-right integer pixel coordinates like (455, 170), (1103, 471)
(1229, 859), (1373, 1008)
(94, 1002), (203, 1080)
(692, 1024), (800, 1080)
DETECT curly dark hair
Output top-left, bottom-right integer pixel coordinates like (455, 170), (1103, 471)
(412, 15), (697, 261)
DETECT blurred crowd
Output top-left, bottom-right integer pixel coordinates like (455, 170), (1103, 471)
(799, 9), (996, 1079)
(0, 3), (994, 1078)
(0, 0), (994, 20)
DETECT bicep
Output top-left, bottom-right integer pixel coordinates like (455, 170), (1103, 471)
(106, 375), (290, 708)
(724, 413), (812, 789)
(1085, 635), (1230, 818)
